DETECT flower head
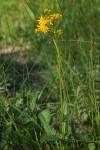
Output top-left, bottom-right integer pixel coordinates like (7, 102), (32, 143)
(37, 16), (47, 25)
(50, 14), (62, 20)
(35, 9), (62, 34)
(35, 16), (49, 33)
(54, 29), (63, 35)
(44, 7), (51, 13)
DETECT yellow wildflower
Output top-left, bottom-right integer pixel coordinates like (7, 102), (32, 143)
(46, 14), (62, 24)
(37, 16), (47, 25)
(35, 16), (49, 33)
(35, 10), (62, 33)
(35, 25), (49, 33)
(54, 30), (63, 35)
(44, 7), (51, 13)
(50, 14), (62, 20)
(46, 16), (53, 24)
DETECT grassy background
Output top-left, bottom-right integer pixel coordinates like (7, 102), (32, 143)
(0, 0), (100, 150)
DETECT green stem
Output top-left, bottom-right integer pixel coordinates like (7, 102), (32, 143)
(53, 38), (65, 150)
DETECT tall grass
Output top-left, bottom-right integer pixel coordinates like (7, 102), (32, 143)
(0, 0), (100, 149)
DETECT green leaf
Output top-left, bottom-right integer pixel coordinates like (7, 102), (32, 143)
(41, 125), (59, 142)
(38, 109), (51, 124)
(63, 100), (68, 116)
(30, 97), (36, 111)
(88, 143), (95, 150)
(42, 133), (59, 142)
(75, 133), (90, 142)
(44, 124), (57, 135)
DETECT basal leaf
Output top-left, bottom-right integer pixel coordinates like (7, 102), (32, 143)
(38, 109), (51, 124)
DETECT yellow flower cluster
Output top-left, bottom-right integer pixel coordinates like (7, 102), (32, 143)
(44, 8), (51, 13)
(46, 13), (62, 24)
(35, 8), (62, 33)
(54, 29), (62, 35)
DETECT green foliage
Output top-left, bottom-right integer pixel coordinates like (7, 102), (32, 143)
(88, 143), (95, 150)
(38, 109), (51, 125)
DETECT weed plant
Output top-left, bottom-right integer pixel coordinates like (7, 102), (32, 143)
(0, 0), (100, 150)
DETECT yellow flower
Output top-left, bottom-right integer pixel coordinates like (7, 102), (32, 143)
(50, 14), (62, 20)
(35, 16), (49, 33)
(44, 7), (51, 13)
(37, 16), (47, 25)
(46, 14), (62, 24)
(54, 29), (63, 35)
(46, 16), (53, 25)
(35, 24), (49, 33)
(35, 10), (62, 33)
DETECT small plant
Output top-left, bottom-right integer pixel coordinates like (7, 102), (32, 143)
(35, 8), (70, 150)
